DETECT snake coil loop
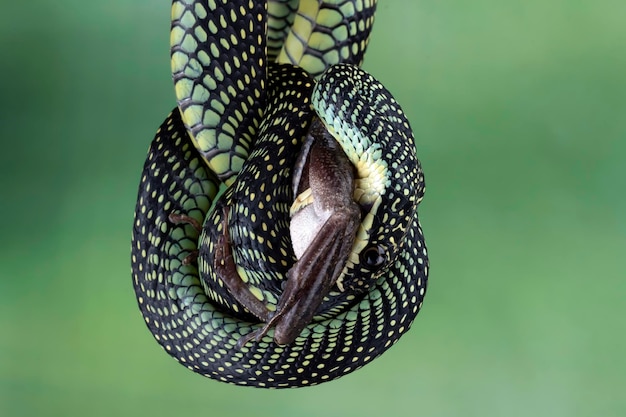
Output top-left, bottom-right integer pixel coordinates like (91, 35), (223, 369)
(132, 0), (428, 388)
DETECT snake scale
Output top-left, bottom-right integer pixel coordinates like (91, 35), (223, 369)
(131, 0), (429, 388)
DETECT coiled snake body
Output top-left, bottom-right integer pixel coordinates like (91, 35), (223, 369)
(132, 0), (428, 388)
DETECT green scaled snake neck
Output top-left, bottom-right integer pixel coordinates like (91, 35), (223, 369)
(131, 0), (429, 388)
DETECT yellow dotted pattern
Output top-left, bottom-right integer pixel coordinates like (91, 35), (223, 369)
(131, 107), (427, 387)
(131, 1), (429, 388)
(197, 64), (314, 317)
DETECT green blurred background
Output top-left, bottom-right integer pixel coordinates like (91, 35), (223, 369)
(1, 1), (624, 416)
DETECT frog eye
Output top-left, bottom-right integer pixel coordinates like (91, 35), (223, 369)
(361, 245), (386, 268)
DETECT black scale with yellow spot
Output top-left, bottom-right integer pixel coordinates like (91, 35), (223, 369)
(131, 0), (428, 387)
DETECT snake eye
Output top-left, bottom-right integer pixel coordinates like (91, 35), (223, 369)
(361, 245), (386, 268)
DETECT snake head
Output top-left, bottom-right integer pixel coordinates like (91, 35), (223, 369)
(300, 64), (424, 293)
(269, 65), (425, 344)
